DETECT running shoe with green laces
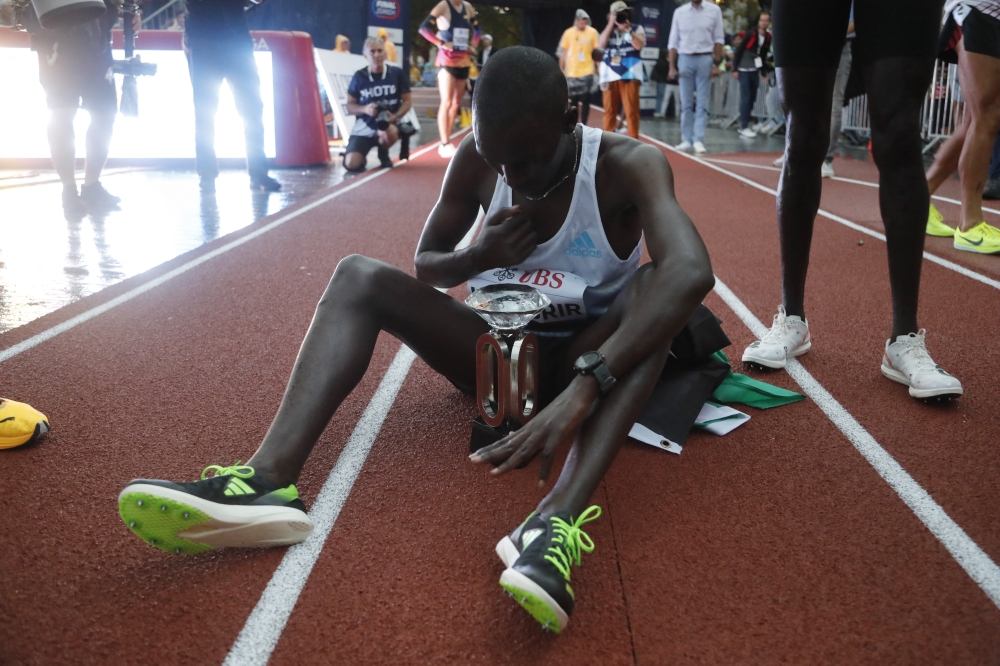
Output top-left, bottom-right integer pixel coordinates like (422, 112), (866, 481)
(926, 204), (955, 237)
(496, 511), (542, 567)
(118, 463), (313, 554)
(498, 506), (601, 633)
(954, 221), (1000, 254)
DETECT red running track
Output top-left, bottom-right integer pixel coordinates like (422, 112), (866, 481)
(1, 117), (999, 665)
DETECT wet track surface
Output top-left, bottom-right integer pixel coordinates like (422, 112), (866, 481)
(1, 114), (998, 665)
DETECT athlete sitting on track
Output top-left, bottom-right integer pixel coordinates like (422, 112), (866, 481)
(119, 47), (719, 633)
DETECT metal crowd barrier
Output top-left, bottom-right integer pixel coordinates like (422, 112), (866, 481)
(707, 60), (964, 153)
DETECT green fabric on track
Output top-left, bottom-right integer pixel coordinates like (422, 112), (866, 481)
(710, 351), (805, 409)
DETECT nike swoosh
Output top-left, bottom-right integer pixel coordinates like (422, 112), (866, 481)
(963, 235), (985, 246)
(0, 417), (13, 423)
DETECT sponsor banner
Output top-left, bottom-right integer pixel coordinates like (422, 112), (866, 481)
(369, 0), (405, 28)
(636, 1), (662, 45)
(468, 267), (589, 323)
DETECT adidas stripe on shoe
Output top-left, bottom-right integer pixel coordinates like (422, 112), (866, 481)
(119, 463), (313, 554)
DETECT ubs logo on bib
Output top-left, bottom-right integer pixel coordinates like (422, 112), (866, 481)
(565, 232), (603, 258)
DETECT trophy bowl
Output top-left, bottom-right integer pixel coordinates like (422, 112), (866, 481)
(465, 284), (552, 332)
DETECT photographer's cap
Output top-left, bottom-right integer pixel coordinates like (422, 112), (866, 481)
(609, 1), (631, 14)
(575, 9), (590, 22)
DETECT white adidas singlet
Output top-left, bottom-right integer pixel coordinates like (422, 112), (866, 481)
(468, 125), (642, 328)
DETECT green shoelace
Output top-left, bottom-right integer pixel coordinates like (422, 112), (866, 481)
(543, 505), (602, 580)
(201, 462), (255, 480)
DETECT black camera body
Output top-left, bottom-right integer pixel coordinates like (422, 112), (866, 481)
(615, 11), (630, 25)
(374, 100), (394, 131)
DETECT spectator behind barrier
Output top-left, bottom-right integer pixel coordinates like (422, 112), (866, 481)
(731, 11), (771, 139)
(335, 34), (352, 53)
(343, 36), (414, 172)
(598, 1), (646, 138)
(667, 0), (725, 154)
(559, 10), (600, 125)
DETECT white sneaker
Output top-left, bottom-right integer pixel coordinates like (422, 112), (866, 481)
(438, 143), (456, 158)
(693, 141), (707, 154)
(773, 155), (785, 168)
(675, 141), (693, 151)
(881, 329), (963, 400)
(821, 161), (835, 178)
(742, 305), (811, 369)
(653, 112), (665, 119)
(738, 128), (758, 139)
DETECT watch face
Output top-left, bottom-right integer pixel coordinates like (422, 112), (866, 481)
(575, 351), (603, 372)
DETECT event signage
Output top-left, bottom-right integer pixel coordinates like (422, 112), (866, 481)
(367, 0), (408, 66)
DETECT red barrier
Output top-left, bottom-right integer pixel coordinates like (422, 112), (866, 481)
(0, 28), (329, 167)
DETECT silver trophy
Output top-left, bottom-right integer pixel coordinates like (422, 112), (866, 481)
(465, 284), (552, 452)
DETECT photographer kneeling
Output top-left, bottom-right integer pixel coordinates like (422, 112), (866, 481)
(344, 37), (414, 172)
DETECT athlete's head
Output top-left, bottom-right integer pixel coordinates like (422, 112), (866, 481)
(472, 46), (578, 197)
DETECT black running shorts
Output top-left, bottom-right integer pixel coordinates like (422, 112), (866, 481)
(964, 7), (1000, 60)
(771, 0), (945, 69)
(37, 54), (117, 113)
(443, 66), (470, 80)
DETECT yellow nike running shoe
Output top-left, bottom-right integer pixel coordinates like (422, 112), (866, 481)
(0, 398), (50, 450)
(926, 204), (954, 237)
(954, 221), (1000, 254)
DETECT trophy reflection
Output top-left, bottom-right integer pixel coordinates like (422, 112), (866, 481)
(465, 284), (552, 453)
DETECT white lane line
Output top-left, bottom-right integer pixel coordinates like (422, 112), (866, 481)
(712, 276), (1000, 610)
(0, 129), (471, 365)
(702, 156), (1000, 216)
(222, 344), (417, 666)
(222, 200), (484, 666)
(641, 134), (1000, 292)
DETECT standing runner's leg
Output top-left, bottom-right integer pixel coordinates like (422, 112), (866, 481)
(774, 67), (838, 319)
(602, 81), (622, 133)
(926, 115), (969, 194)
(436, 68), (457, 145)
(957, 49), (1000, 230)
(678, 55), (695, 143)
(246, 256), (489, 487)
(622, 80), (641, 138)
(826, 41), (853, 162)
(862, 56), (937, 337)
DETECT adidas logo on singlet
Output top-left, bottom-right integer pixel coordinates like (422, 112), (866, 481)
(564, 231), (603, 258)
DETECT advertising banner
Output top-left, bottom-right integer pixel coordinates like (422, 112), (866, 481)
(368, 0), (408, 66)
(636, 1), (663, 114)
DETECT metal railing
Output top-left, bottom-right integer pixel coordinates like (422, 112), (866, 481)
(707, 60), (965, 152)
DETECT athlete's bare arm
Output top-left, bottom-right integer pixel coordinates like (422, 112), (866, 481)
(414, 136), (538, 288)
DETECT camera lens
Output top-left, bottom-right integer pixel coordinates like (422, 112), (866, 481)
(616, 11), (628, 23)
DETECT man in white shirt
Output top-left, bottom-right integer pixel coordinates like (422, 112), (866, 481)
(667, 0), (724, 154)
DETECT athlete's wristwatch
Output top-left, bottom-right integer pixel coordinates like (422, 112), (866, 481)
(573, 351), (617, 394)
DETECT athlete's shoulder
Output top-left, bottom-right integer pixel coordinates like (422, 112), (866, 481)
(595, 132), (672, 194)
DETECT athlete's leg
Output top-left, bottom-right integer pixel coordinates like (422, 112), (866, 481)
(862, 56), (937, 337)
(957, 49), (1000, 231)
(436, 68), (456, 144)
(47, 107), (78, 188)
(246, 255), (488, 486)
(775, 66), (838, 320)
(83, 110), (115, 186)
(531, 265), (671, 518)
(926, 114), (969, 195)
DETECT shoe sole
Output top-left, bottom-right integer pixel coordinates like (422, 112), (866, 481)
(499, 568), (569, 633)
(496, 536), (520, 568)
(954, 242), (1000, 255)
(926, 229), (955, 237)
(741, 339), (811, 370)
(880, 365), (964, 399)
(118, 484), (313, 554)
(0, 420), (49, 450)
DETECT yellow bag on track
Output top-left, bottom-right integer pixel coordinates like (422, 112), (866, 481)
(0, 399), (50, 450)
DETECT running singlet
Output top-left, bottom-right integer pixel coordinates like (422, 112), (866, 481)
(468, 125), (642, 330)
(435, 0), (473, 68)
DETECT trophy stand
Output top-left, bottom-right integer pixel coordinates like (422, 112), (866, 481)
(465, 284), (552, 453)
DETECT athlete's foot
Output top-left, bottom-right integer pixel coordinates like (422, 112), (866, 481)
(496, 511), (543, 567)
(61, 185), (86, 220)
(773, 155), (784, 168)
(438, 142), (456, 158)
(881, 329), (962, 401)
(742, 305), (811, 369)
(926, 203), (955, 237)
(821, 160), (835, 178)
(499, 506), (601, 633)
(119, 462), (313, 554)
(953, 221), (1000, 254)
(79, 182), (121, 213)
(250, 175), (282, 192)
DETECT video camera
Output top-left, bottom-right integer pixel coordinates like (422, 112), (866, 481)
(112, 1), (156, 117)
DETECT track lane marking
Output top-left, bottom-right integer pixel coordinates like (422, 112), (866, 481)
(640, 135), (1000, 292)
(222, 205), (484, 666)
(0, 129), (472, 365)
(712, 277), (1000, 610)
(702, 156), (1000, 217)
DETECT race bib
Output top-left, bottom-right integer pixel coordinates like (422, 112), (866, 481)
(452, 27), (469, 51)
(468, 267), (589, 323)
(754, 56), (763, 69)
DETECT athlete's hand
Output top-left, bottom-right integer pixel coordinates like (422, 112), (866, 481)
(441, 41), (454, 51)
(472, 205), (537, 270)
(469, 377), (599, 485)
